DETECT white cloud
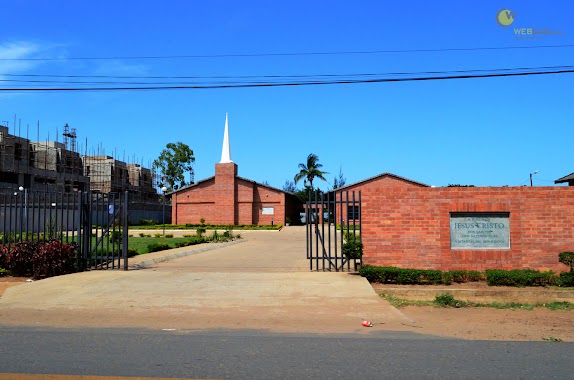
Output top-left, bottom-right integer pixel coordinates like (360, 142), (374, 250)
(92, 59), (150, 76)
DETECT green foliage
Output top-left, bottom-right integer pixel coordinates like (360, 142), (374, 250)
(434, 293), (467, 308)
(333, 166), (346, 189)
(359, 265), (442, 285)
(443, 270), (484, 284)
(200, 218), (205, 224)
(0, 268), (10, 276)
(139, 233), (146, 237)
(165, 234), (174, 238)
(138, 219), (157, 226)
(147, 243), (171, 253)
(486, 269), (557, 287)
(342, 240), (363, 259)
(558, 252), (574, 272)
(110, 230), (122, 244)
(127, 248), (139, 257)
(196, 227), (206, 236)
(154, 233), (163, 238)
(558, 272), (574, 287)
(283, 180), (297, 193)
(293, 153), (328, 190)
(153, 141), (195, 191)
(222, 226), (234, 239)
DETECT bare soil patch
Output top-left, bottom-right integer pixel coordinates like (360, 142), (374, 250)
(0, 277), (28, 297)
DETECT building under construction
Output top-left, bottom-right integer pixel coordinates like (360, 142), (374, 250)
(0, 123), (158, 201)
(0, 125), (88, 192)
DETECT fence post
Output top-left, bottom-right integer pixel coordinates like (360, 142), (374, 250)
(123, 191), (129, 271)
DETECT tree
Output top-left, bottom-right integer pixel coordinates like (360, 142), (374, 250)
(333, 166), (346, 189)
(153, 142), (195, 191)
(293, 153), (328, 190)
(283, 180), (297, 193)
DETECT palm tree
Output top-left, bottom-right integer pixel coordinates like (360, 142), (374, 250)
(294, 153), (328, 189)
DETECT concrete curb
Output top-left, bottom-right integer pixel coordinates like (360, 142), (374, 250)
(128, 239), (246, 269)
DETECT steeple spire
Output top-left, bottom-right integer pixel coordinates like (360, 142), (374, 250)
(219, 113), (233, 163)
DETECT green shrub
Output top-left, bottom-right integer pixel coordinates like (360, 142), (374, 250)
(359, 266), (442, 285)
(138, 232), (145, 237)
(343, 230), (359, 242)
(111, 230), (122, 243)
(486, 269), (557, 287)
(434, 293), (466, 308)
(0, 268), (10, 276)
(559, 272), (574, 287)
(558, 252), (574, 272)
(147, 243), (171, 253)
(443, 270), (484, 284)
(196, 227), (206, 236)
(154, 233), (163, 238)
(165, 234), (174, 238)
(139, 219), (157, 226)
(342, 240), (363, 259)
(127, 248), (139, 257)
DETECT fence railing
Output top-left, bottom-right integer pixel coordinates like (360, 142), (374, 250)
(0, 190), (129, 271)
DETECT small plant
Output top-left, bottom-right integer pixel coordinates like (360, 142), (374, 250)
(558, 251), (574, 272)
(196, 227), (206, 236)
(200, 218), (206, 225)
(110, 230), (122, 244)
(165, 234), (174, 238)
(542, 337), (563, 342)
(127, 248), (139, 257)
(138, 218), (157, 226)
(342, 240), (363, 259)
(154, 233), (163, 238)
(222, 226), (234, 239)
(286, 216), (292, 225)
(139, 232), (145, 237)
(434, 293), (466, 308)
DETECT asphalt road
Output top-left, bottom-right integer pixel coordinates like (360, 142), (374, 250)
(1, 327), (572, 379)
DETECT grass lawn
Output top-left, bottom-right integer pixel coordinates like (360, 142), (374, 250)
(128, 236), (199, 254)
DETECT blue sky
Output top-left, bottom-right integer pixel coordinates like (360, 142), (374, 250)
(1, 1), (572, 189)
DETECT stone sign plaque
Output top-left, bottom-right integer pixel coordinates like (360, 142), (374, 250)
(450, 213), (510, 249)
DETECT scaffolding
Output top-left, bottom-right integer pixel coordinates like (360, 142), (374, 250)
(0, 122), (158, 201)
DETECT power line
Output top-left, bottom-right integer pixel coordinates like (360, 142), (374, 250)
(0, 68), (571, 92)
(1, 44), (573, 61)
(2, 65), (572, 81)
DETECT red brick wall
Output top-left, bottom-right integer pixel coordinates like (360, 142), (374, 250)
(171, 164), (300, 225)
(251, 183), (285, 225)
(361, 186), (574, 272)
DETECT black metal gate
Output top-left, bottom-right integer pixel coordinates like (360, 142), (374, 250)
(306, 190), (362, 271)
(0, 190), (129, 271)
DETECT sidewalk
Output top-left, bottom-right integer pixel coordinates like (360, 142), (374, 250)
(0, 227), (413, 333)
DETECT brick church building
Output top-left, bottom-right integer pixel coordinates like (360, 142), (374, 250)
(170, 115), (302, 225)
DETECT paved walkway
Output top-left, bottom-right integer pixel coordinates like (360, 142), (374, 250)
(0, 226), (411, 333)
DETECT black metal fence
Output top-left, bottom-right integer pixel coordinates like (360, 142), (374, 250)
(306, 190), (362, 271)
(0, 190), (129, 271)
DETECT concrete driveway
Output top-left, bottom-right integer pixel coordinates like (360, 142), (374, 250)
(0, 226), (412, 333)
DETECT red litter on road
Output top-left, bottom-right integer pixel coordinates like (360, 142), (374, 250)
(362, 320), (373, 327)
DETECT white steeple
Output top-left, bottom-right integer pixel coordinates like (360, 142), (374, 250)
(219, 113), (233, 163)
